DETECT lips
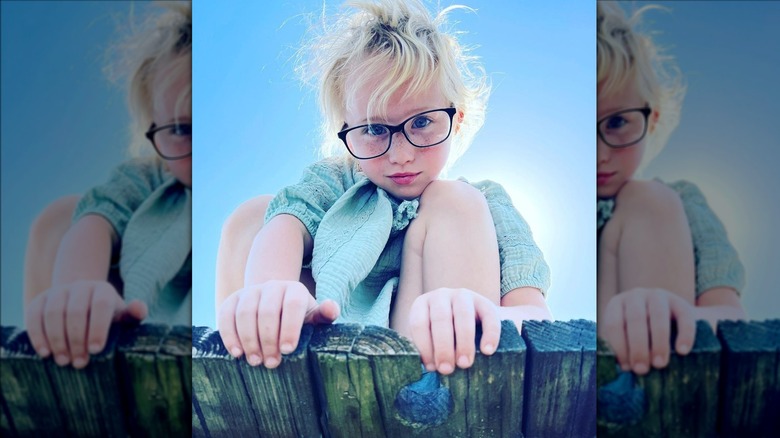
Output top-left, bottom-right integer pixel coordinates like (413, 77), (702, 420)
(388, 172), (420, 185)
(597, 172), (615, 185)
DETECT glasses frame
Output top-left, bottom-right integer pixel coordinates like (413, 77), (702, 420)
(145, 122), (192, 160)
(597, 106), (652, 148)
(337, 107), (457, 160)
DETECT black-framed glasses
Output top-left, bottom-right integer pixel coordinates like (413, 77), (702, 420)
(597, 107), (652, 148)
(337, 107), (457, 160)
(145, 122), (192, 160)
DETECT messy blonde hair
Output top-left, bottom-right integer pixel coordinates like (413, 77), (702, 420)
(299, 0), (490, 171)
(598, 2), (684, 171)
(106, 1), (191, 157)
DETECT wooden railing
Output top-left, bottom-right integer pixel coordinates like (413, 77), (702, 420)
(191, 319), (596, 437)
(597, 319), (780, 437)
(1, 324), (191, 437)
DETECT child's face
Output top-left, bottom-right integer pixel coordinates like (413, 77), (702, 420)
(152, 60), (192, 187)
(597, 80), (649, 198)
(343, 78), (453, 200)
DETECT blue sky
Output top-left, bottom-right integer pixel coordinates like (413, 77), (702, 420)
(193, 0), (596, 328)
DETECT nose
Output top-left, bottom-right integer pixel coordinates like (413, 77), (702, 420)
(597, 136), (611, 165)
(386, 132), (415, 164)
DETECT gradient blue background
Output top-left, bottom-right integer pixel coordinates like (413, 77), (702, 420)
(630, 2), (780, 320)
(192, 0), (596, 328)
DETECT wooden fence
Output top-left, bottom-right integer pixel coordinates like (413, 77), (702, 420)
(1, 324), (191, 437)
(597, 319), (780, 437)
(191, 319), (596, 438)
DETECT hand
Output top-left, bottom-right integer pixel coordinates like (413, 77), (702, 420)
(25, 280), (147, 369)
(599, 287), (696, 375)
(218, 280), (339, 368)
(407, 288), (501, 375)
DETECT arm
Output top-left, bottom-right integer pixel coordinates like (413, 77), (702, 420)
(694, 287), (746, 329)
(498, 286), (552, 332)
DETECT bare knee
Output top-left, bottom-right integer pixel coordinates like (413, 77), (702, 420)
(28, 195), (81, 244)
(220, 195), (274, 246)
(614, 180), (686, 220)
(417, 180), (491, 219)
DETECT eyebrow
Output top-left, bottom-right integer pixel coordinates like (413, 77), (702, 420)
(356, 106), (443, 125)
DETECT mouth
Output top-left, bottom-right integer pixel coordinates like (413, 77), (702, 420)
(388, 172), (421, 185)
(597, 172), (615, 185)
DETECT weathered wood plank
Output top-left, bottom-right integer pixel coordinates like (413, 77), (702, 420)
(718, 319), (780, 437)
(239, 323), (320, 437)
(597, 320), (720, 437)
(522, 319), (596, 438)
(159, 324), (192, 437)
(192, 326), (260, 436)
(0, 327), (65, 436)
(308, 324), (370, 437)
(44, 325), (126, 437)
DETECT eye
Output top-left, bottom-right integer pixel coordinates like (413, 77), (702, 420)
(362, 124), (389, 136)
(604, 115), (628, 130)
(411, 116), (432, 129)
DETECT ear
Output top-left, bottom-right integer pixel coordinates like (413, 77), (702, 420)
(648, 109), (660, 133)
(454, 109), (465, 134)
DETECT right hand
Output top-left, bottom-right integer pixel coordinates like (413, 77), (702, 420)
(217, 280), (339, 368)
(25, 280), (148, 369)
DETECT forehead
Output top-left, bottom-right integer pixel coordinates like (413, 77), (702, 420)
(597, 77), (645, 116)
(344, 70), (448, 122)
(151, 57), (191, 118)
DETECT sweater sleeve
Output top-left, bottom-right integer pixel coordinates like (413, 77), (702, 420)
(668, 180), (746, 296)
(470, 180), (551, 298)
(72, 157), (168, 237)
(264, 156), (356, 240)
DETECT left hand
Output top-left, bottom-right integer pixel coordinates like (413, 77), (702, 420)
(406, 288), (501, 375)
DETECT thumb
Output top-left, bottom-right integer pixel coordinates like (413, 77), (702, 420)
(113, 299), (148, 323)
(304, 298), (340, 325)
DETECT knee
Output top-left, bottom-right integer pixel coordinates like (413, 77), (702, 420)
(614, 180), (686, 223)
(417, 180), (490, 219)
(220, 195), (274, 246)
(28, 195), (80, 245)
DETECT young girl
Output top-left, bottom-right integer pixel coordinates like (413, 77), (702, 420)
(23, 2), (192, 369)
(216, 0), (552, 375)
(597, 2), (746, 375)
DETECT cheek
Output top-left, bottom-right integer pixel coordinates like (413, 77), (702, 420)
(166, 158), (192, 186)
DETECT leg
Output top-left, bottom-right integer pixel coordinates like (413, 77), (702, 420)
(215, 195), (315, 311)
(391, 180), (500, 337)
(23, 195), (81, 306)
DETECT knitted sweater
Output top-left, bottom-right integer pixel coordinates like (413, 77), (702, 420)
(265, 156), (550, 326)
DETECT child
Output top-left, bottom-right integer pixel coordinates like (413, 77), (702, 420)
(216, 0), (552, 375)
(597, 2), (745, 375)
(23, 2), (192, 369)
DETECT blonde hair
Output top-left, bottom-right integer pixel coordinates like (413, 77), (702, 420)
(597, 2), (684, 171)
(299, 0), (490, 170)
(106, 1), (191, 157)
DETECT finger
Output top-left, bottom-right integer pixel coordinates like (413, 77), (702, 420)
(217, 293), (243, 358)
(66, 287), (93, 369)
(25, 295), (51, 358)
(117, 300), (148, 322)
(624, 296), (650, 375)
(257, 286), (285, 368)
(278, 288), (312, 355)
(601, 298), (630, 371)
(452, 292), (476, 369)
(43, 287), (70, 366)
(408, 297), (435, 371)
(235, 289), (262, 365)
(473, 295), (501, 357)
(428, 293), (455, 375)
(304, 299), (340, 325)
(670, 296), (696, 356)
(88, 285), (121, 355)
(647, 294), (671, 369)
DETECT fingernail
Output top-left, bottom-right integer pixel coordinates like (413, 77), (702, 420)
(38, 347), (50, 358)
(457, 355), (470, 368)
(678, 344), (690, 355)
(88, 343), (102, 354)
(55, 354), (70, 366)
(72, 357), (87, 369)
(425, 363), (436, 372)
(620, 363), (631, 372)
(483, 344), (495, 355)
(264, 357), (279, 368)
(438, 362), (454, 375)
(633, 363), (649, 375)
(280, 343), (294, 354)
(231, 347), (242, 357)
(653, 355), (665, 368)
(248, 354), (262, 366)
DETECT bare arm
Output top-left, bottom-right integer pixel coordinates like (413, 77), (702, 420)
(498, 286), (552, 332)
(694, 287), (746, 329)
